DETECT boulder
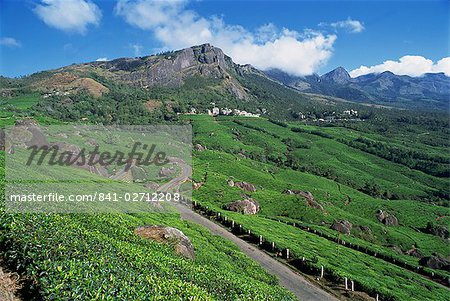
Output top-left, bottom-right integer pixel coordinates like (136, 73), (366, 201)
(419, 256), (450, 271)
(383, 215), (398, 226)
(425, 222), (449, 239)
(194, 143), (206, 151)
(226, 199), (260, 214)
(376, 210), (398, 226)
(285, 190), (324, 211)
(330, 220), (352, 235)
(234, 181), (256, 192)
(134, 226), (195, 260)
(376, 209), (385, 222)
(11, 119), (48, 148)
(159, 167), (175, 177)
(227, 179), (235, 187)
(358, 225), (372, 234)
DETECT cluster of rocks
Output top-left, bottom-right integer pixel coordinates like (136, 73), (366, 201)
(376, 210), (398, 226)
(7, 119), (48, 152)
(425, 222), (449, 239)
(419, 255), (450, 271)
(284, 189), (324, 211)
(194, 144), (207, 151)
(228, 180), (257, 192)
(225, 198), (260, 215)
(330, 220), (353, 235)
(159, 167), (175, 178)
(134, 225), (195, 260)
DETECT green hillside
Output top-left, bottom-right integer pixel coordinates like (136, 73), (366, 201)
(0, 78), (448, 300)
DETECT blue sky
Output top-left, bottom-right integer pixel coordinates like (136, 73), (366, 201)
(0, 0), (449, 78)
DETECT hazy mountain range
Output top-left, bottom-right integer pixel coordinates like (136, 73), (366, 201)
(265, 66), (450, 110)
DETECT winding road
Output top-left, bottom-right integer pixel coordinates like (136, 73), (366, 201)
(175, 203), (338, 301)
(163, 157), (338, 301)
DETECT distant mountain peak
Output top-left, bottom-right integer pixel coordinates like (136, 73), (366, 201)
(378, 71), (396, 77)
(321, 67), (351, 84)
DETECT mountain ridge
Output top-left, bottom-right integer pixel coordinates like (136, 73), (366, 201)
(1, 43), (448, 112)
(265, 66), (450, 110)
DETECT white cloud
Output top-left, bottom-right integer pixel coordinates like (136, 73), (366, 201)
(96, 57), (109, 61)
(350, 56), (450, 77)
(320, 18), (365, 33)
(115, 0), (336, 76)
(130, 44), (144, 57)
(115, 0), (187, 30)
(0, 37), (21, 48)
(34, 0), (102, 34)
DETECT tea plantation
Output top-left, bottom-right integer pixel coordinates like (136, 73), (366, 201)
(0, 93), (448, 300)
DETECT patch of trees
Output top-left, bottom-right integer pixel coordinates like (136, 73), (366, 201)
(33, 87), (177, 125)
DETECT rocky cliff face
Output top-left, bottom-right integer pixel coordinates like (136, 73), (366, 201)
(73, 44), (249, 99)
(21, 44), (254, 100)
(99, 44), (231, 86)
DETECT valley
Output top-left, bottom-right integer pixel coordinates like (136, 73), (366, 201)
(0, 44), (449, 301)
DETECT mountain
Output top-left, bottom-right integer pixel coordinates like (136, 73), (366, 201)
(321, 67), (351, 84)
(265, 67), (450, 110)
(1, 44), (365, 121)
(22, 44), (249, 100)
(3, 43), (448, 121)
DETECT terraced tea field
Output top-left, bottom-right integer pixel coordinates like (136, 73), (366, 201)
(188, 114), (449, 300)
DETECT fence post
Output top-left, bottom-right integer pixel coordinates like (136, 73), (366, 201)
(345, 277), (348, 290)
(286, 249), (290, 259)
(231, 220), (235, 228)
(351, 280), (354, 291)
(320, 266), (324, 278)
(247, 229), (251, 235)
(376, 294), (379, 301)
(271, 241), (275, 251)
(259, 235), (263, 245)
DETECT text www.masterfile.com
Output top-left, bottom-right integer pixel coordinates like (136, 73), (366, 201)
(8, 192), (183, 203)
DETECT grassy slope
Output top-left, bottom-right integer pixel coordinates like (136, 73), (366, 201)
(1, 91), (449, 300)
(0, 103), (295, 300)
(189, 114), (449, 301)
(0, 208), (296, 300)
